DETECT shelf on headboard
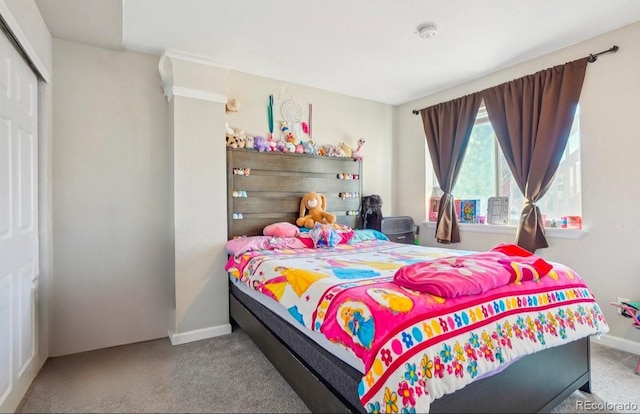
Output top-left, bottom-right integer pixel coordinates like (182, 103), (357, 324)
(227, 149), (363, 239)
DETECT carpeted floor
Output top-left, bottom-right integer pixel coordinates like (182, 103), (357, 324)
(15, 329), (640, 413)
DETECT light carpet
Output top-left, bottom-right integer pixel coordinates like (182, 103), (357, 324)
(16, 329), (639, 413)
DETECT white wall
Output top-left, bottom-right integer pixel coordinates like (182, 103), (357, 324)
(394, 22), (640, 350)
(51, 39), (174, 356)
(171, 95), (229, 337)
(224, 71), (394, 215)
(48, 42), (394, 354)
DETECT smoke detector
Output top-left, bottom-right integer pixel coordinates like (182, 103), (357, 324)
(417, 24), (438, 39)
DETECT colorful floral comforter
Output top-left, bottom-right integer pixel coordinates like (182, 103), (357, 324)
(225, 240), (609, 413)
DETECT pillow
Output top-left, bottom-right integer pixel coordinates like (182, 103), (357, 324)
(298, 223), (355, 248)
(309, 223), (341, 248)
(349, 229), (390, 244)
(491, 243), (553, 280)
(490, 243), (553, 283)
(263, 222), (300, 238)
(226, 236), (270, 256)
(225, 236), (306, 256)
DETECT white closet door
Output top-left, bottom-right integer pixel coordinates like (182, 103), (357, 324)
(0, 30), (39, 407)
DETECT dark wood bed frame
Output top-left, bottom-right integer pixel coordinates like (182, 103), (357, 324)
(226, 148), (591, 413)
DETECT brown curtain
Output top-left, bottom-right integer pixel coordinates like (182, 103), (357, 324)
(482, 58), (588, 252)
(420, 93), (481, 243)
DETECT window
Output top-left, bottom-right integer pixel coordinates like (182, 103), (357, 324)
(445, 104), (581, 225)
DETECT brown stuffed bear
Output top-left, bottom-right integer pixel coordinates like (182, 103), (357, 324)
(296, 192), (337, 229)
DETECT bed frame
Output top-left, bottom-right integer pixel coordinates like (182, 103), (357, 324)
(226, 148), (591, 413)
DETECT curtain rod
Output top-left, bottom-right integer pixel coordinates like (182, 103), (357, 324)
(587, 44), (618, 63)
(411, 45), (620, 115)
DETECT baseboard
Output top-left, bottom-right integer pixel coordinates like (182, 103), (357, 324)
(592, 333), (640, 355)
(168, 323), (232, 345)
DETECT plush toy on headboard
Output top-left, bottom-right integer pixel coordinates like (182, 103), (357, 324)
(296, 192), (337, 229)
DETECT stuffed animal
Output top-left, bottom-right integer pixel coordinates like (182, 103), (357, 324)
(276, 136), (288, 152)
(285, 142), (296, 153)
(340, 142), (352, 158)
(296, 192), (337, 229)
(226, 134), (238, 149)
(234, 128), (247, 149)
(352, 138), (365, 161)
(245, 134), (255, 149)
(225, 122), (235, 137)
(267, 135), (277, 152)
(303, 140), (316, 155)
(253, 136), (269, 152)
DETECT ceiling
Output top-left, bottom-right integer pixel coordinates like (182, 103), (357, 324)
(35, 0), (640, 105)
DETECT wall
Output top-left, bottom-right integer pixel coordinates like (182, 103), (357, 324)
(49, 42), (393, 354)
(394, 22), (640, 352)
(171, 95), (229, 338)
(51, 38), (173, 356)
(223, 71), (394, 214)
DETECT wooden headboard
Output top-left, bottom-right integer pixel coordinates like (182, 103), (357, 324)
(227, 149), (363, 239)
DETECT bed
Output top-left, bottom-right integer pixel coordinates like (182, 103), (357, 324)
(225, 148), (608, 413)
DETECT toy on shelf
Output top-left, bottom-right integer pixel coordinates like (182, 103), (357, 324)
(233, 128), (247, 149)
(267, 135), (277, 152)
(352, 138), (365, 161)
(226, 134), (239, 149)
(232, 168), (250, 176)
(303, 140), (316, 155)
(340, 143), (352, 158)
(253, 136), (269, 152)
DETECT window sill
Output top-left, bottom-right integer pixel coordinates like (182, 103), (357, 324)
(422, 221), (587, 239)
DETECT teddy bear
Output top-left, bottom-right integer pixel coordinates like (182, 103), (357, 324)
(296, 192), (337, 229)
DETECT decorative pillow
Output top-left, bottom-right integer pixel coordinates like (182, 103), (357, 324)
(263, 222), (300, 238)
(298, 223), (355, 248)
(309, 223), (341, 248)
(349, 229), (390, 244)
(225, 236), (270, 256)
(490, 243), (553, 283)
